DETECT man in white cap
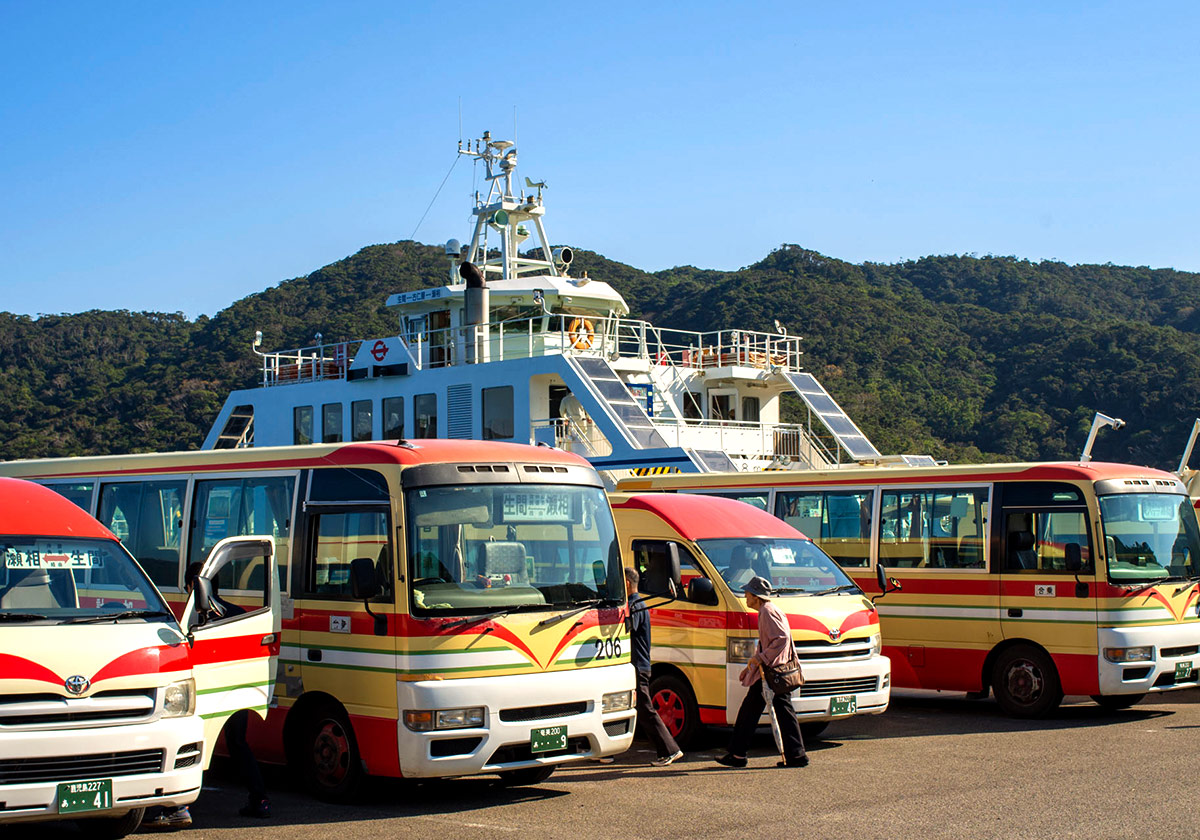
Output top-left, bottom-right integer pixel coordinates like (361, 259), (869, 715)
(715, 576), (808, 768)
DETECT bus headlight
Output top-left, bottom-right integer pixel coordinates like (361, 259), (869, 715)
(727, 638), (757, 663)
(162, 679), (195, 717)
(868, 633), (882, 657)
(1104, 646), (1154, 663)
(403, 707), (485, 731)
(602, 690), (633, 713)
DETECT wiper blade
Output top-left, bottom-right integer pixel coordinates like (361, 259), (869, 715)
(810, 584), (862, 597)
(534, 598), (611, 630)
(65, 609), (171, 625)
(440, 602), (553, 629)
(0, 612), (50, 622)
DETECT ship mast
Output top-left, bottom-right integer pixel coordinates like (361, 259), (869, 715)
(457, 132), (567, 282)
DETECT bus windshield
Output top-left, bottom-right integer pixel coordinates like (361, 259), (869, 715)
(698, 538), (860, 595)
(1098, 493), (1200, 582)
(0, 536), (173, 623)
(406, 484), (623, 615)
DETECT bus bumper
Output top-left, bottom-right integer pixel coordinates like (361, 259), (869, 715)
(0, 717), (204, 824)
(395, 663), (637, 779)
(725, 653), (892, 724)
(1097, 623), (1200, 696)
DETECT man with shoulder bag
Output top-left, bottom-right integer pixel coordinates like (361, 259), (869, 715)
(715, 576), (809, 769)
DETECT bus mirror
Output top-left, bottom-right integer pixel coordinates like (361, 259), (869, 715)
(876, 564), (887, 591)
(350, 557), (381, 600)
(686, 576), (719, 606)
(1064, 543), (1082, 573)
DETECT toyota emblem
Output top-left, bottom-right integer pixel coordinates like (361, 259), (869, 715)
(828, 628), (841, 642)
(64, 675), (90, 695)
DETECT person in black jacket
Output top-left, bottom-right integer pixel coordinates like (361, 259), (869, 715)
(625, 566), (683, 766)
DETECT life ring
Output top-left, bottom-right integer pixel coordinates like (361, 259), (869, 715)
(568, 318), (595, 350)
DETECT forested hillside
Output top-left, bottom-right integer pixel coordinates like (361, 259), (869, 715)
(3, 242), (1199, 470)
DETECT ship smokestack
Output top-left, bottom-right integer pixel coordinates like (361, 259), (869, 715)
(460, 261), (489, 364)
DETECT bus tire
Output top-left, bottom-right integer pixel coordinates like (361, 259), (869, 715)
(993, 645), (1063, 718)
(82, 807), (145, 840)
(799, 721), (829, 740)
(1091, 693), (1145, 711)
(650, 674), (701, 749)
(497, 765), (555, 786)
(299, 703), (363, 802)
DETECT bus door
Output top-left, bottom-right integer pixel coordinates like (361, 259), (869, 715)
(996, 483), (1098, 682)
(877, 485), (996, 690)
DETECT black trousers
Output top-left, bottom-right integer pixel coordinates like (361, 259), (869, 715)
(225, 709), (267, 802)
(635, 669), (680, 758)
(728, 678), (806, 760)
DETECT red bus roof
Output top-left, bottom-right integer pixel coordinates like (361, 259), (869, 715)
(610, 492), (809, 542)
(0, 477), (115, 539)
(0, 439), (593, 480)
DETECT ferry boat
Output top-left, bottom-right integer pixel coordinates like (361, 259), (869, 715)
(205, 132), (905, 478)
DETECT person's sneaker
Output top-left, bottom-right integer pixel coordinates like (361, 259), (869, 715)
(715, 753), (748, 768)
(777, 755), (810, 768)
(239, 798), (271, 819)
(143, 806), (193, 830)
(651, 749), (683, 767)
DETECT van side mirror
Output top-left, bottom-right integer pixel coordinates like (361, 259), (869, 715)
(190, 576), (213, 629)
(643, 543), (683, 598)
(350, 557), (387, 636)
(686, 576), (719, 606)
(1064, 543), (1083, 573)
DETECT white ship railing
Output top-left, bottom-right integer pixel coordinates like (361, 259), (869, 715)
(258, 315), (804, 385)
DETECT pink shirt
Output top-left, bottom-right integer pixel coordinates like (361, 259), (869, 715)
(754, 600), (793, 669)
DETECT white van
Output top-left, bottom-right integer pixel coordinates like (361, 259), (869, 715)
(0, 478), (279, 838)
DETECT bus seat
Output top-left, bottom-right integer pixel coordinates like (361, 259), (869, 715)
(478, 542), (528, 583)
(1011, 531), (1038, 570)
(0, 569), (58, 609)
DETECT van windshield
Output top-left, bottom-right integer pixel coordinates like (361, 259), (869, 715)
(699, 538), (859, 595)
(0, 537), (172, 623)
(407, 484), (623, 615)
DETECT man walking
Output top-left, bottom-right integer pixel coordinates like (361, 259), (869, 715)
(625, 566), (683, 766)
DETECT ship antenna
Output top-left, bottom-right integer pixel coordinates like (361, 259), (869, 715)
(409, 153), (460, 242)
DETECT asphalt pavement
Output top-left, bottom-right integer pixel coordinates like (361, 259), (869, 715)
(16, 690), (1200, 840)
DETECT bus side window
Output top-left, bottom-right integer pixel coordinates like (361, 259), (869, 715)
(190, 476), (294, 592)
(1005, 511), (1091, 573)
(307, 510), (391, 598)
(98, 480), (187, 590)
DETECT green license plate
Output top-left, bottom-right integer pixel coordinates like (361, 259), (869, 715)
(1176, 661), (1194, 680)
(830, 695), (857, 716)
(531, 725), (568, 754)
(57, 779), (113, 814)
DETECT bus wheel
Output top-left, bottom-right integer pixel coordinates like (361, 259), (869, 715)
(82, 808), (145, 840)
(497, 766), (555, 786)
(300, 704), (362, 802)
(800, 721), (829, 740)
(1091, 693), (1145, 711)
(993, 645), (1063, 718)
(651, 674), (700, 749)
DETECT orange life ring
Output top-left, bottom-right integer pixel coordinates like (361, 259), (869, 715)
(568, 318), (595, 350)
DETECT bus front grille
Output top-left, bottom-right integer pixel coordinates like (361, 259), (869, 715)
(499, 701), (588, 723)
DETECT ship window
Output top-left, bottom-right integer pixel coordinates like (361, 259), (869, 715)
(683, 393), (703, 423)
(415, 393), (438, 438)
(294, 406), (314, 446)
(352, 400), (373, 442)
(383, 397), (405, 439)
(323, 403), (344, 444)
(742, 396), (761, 423)
(482, 386), (514, 440)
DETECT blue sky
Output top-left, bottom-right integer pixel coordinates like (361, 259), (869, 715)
(2, 1), (1198, 318)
